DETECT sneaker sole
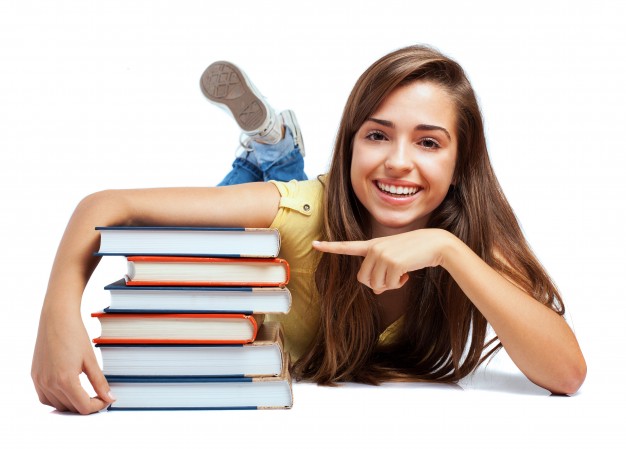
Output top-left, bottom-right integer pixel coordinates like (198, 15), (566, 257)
(200, 61), (268, 133)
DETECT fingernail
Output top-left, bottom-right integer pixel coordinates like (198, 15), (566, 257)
(107, 390), (116, 401)
(312, 240), (320, 246)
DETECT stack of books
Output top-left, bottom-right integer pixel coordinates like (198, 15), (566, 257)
(92, 226), (293, 410)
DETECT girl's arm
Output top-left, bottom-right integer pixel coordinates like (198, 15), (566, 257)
(32, 183), (280, 414)
(313, 229), (587, 394)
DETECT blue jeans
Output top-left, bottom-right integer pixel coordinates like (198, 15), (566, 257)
(217, 129), (307, 185)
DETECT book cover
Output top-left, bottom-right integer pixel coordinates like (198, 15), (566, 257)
(92, 312), (260, 344)
(95, 226), (281, 258)
(106, 355), (293, 410)
(104, 279), (292, 314)
(96, 322), (285, 377)
(125, 256), (290, 287)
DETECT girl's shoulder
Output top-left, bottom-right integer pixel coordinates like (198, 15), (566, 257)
(268, 177), (326, 270)
(268, 175), (326, 218)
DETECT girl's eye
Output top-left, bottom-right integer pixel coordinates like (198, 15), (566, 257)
(365, 130), (388, 141)
(419, 138), (441, 150)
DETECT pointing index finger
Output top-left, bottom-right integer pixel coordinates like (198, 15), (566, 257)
(312, 240), (370, 256)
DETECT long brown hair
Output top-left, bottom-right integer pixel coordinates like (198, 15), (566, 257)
(292, 45), (564, 385)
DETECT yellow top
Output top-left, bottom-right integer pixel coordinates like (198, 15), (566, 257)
(268, 178), (403, 360)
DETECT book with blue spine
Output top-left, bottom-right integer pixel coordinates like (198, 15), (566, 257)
(104, 279), (292, 314)
(95, 226), (281, 258)
(97, 321), (286, 378)
(105, 354), (293, 410)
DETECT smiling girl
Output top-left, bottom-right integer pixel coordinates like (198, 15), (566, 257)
(32, 45), (586, 414)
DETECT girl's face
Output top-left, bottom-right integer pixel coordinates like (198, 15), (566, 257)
(350, 81), (458, 237)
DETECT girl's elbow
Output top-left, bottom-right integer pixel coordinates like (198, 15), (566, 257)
(75, 190), (132, 226)
(550, 357), (587, 395)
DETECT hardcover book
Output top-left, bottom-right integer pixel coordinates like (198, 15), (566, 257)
(97, 322), (285, 377)
(125, 256), (290, 287)
(104, 279), (292, 314)
(95, 226), (281, 258)
(92, 312), (260, 344)
(106, 355), (293, 410)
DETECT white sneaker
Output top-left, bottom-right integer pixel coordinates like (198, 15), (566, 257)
(280, 110), (305, 157)
(200, 61), (282, 145)
(238, 110), (305, 157)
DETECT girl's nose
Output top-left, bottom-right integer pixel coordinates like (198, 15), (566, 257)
(384, 140), (412, 172)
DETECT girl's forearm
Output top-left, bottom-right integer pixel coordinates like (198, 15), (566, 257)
(440, 233), (586, 394)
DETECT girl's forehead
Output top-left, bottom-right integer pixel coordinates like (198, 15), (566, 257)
(369, 81), (457, 132)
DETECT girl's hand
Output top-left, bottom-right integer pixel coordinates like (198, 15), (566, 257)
(31, 304), (114, 414)
(313, 229), (451, 294)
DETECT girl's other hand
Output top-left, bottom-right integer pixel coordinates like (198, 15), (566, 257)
(31, 304), (114, 414)
(313, 229), (451, 294)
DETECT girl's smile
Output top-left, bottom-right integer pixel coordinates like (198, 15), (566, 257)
(350, 80), (458, 237)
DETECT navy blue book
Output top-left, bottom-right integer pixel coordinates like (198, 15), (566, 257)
(106, 355), (292, 410)
(104, 279), (291, 314)
(95, 226), (281, 258)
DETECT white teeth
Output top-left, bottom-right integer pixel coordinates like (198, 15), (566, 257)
(376, 182), (418, 196)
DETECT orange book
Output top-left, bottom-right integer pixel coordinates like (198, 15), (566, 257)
(125, 256), (290, 287)
(91, 312), (260, 344)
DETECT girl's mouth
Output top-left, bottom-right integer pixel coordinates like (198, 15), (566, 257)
(375, 181), (420, 197)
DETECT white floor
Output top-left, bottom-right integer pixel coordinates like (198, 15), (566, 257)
(2, 1), (625, 447)
(4, 356), (623, 448)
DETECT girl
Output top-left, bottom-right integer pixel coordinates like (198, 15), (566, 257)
(32, 45), (586, 415)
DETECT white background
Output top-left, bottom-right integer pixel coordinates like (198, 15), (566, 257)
(1, 0), (625, 447)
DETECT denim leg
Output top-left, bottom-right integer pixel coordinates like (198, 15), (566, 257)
(217, 153), (264, 186)
(259, 149), (307, 182)
(253, 128), (307, 182)
(217, 128), (307, 186)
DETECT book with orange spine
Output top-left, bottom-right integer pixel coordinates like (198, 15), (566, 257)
(125, 256), (290, 287)
(91, 312), (260, 344)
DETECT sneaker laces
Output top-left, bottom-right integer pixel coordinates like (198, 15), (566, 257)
(234, 133), (254, 158)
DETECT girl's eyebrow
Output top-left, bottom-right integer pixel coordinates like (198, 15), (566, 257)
(367, 118), (451, 140)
